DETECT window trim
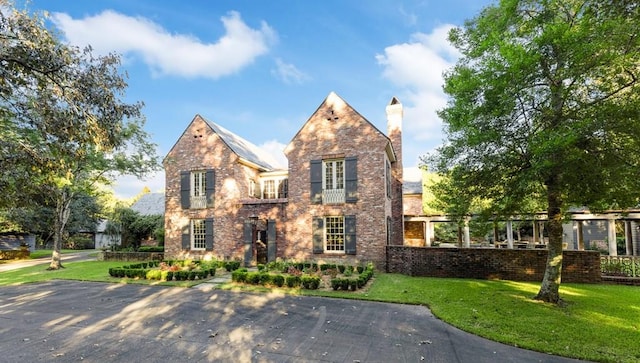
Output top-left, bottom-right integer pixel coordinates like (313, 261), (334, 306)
(324, 216), (345, 253)
(191, 219), (206, 251)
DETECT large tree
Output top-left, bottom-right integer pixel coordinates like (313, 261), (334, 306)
(428, 0), (640, 303)
(0, 4), (159, 269)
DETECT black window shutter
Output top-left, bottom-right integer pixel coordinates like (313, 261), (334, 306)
(267, 219), (276, 262)
(310, 159), (322, 204)
(205, 169), (215, 208)
(312, 217), (324, 253)
(345, 157), (358, 203)
(205, 218), (214, 251)
(243, 221), (253, 267)
(181, 223), (190, 250)
(180, 171), (190, 209)
(345, 215), (356, 255)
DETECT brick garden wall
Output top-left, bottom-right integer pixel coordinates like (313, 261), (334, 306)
(387, 246), (601, 283)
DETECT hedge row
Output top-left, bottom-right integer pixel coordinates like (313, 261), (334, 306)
(330, 267), (374, 291)
(108, 259), (223, 281)
(263, 261), (370, 275)
(231, 269), (321, 289)
(138, 246), (164, 252)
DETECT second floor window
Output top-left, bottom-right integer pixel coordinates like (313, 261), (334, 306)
(263, 179), (276, 199)
(323, 159), (344, 204)
(191, 171), (207, 208)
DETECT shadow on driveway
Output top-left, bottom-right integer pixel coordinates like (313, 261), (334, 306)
(0, 280), (588, 362)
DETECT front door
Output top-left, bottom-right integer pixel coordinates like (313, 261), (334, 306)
(255, 230), (267, 265)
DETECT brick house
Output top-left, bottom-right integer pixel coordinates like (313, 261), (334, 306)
(163, 92), (404, 267)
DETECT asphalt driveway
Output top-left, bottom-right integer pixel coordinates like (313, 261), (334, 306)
(0, 280), (587, 363)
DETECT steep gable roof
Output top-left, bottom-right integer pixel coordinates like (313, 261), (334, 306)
(284, 92), (396, 161)
(131, 192), (165, 215)
(201, 116), (278, 171)
(164, 114), (280, 172)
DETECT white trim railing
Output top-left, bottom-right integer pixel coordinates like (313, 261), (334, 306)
(323, 188), (345, 204)
(190, 196), (207, 209)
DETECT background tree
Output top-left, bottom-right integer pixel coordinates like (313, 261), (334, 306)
(427, 0), (640, 304)
(0, 4), (159, 269)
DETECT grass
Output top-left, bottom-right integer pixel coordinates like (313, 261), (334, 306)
(1, 261), (638, 362)
(29, 249), (78, 259)
(0, 260), (203, 288)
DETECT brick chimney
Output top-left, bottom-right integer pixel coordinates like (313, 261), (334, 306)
(386, 97), (404, 246)
(386, 96), (403, 180)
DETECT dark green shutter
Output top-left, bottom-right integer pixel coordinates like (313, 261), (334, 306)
(180, 171), (190, 209)
(205, 218), (214, 251)
(243, 221), (253, 267)
(267, 219), (276, 262)
(310, 160), (322, 204)
(205, 169), (215, 208)
(181, 223), (190, 250)
(345, 157), (358, 203)
(345, 215), (356, 255)
(312, 217), (324, 253)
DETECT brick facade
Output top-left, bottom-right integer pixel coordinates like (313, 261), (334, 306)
(387, 246), (601, 283)
(163, 93), (404, 268)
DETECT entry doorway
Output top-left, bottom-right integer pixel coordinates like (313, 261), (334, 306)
(243, 219), (276, 267)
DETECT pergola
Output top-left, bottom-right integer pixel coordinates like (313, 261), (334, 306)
(404, 210), (640, 256)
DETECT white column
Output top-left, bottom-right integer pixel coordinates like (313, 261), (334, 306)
(624, 221), (632, 256)
(463, 218), (471, 248)
(506, 220), (514, 249)
(425, 220), (432, 247)
(539, 222), (545, 244)
(608, 218), (617, 256)
(532, 221), (539, 243)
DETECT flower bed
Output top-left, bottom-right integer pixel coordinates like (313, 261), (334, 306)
(108, 259), (242, 281)
(231, 261), (374, 291)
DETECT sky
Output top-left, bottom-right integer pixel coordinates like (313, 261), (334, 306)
(18, 0), (494, 199)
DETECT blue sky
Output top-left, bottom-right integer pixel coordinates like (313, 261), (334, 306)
(19, 0), (493, 198)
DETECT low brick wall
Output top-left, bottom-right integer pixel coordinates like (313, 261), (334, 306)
(97, 251), (164, 262)
(387, 246), (601, 283)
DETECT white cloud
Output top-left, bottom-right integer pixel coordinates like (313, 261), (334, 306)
(376, 24), (460, 166)
(258, 139), (288, 169)
(271, 58), (310, 84)
(51, 10), (276, 79)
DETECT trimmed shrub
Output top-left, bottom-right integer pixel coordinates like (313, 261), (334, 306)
(246, 272), (261, 284)
(138, 246), (164, 252)
(258, 273), (271, 285)
(224, 260), (241, 272)
(166, 271), (174, 281)
(231, 269), (248, 283)
(337, 264), (346, 273)
(356, 265), (364, 274)
(331, 278), (341, 290)
(272, 274), (285, 287)
(301, 275), (320, 290)
(285, 275), (301, 288)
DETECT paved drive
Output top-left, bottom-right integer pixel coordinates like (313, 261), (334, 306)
(0, 280), (587, 363)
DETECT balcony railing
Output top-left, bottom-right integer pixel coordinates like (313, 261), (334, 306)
(190, 196), (207, 209)
(323, 188), (345, 204)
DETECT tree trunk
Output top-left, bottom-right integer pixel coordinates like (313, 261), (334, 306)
(535, 176), (564, 304)
(48, 189), (72, 270)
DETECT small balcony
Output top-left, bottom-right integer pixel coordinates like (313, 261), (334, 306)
(323, 188), (345, 204)
(190, 196), (207, 209)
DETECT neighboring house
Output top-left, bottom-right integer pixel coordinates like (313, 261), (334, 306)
(131, 192), (165, 216)
(94, 219), (120, 249)
(164, 92), (404, 267)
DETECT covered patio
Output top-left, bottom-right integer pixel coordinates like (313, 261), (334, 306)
(403, 210), (640, 256)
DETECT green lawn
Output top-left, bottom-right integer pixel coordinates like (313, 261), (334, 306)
(0, 261), (637, 363)
(29, 249), (78, 259)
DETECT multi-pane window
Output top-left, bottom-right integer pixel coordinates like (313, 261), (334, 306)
(191, 219), (206, 250)
(263, 180), (276, 199)
(249, 179), (257, 198)
(323, 160), (344, 190)
(325, 216), (345, 252)
(192, 171), (206, 197)
(322, 159), (345, 204)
